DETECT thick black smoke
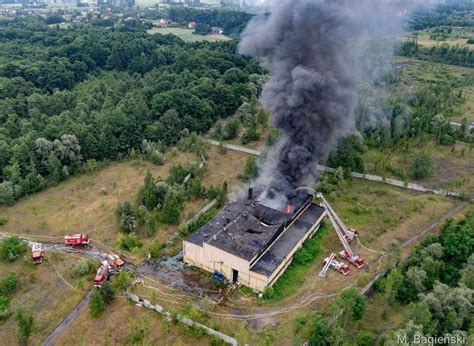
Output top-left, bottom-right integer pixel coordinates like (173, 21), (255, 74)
(239, 0), (359, 207)
(239, 0), (428, 209)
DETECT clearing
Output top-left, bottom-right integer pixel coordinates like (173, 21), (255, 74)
(147, 25), (231, 43)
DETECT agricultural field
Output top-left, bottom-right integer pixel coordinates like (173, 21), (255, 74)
(147, 25), (231, 43)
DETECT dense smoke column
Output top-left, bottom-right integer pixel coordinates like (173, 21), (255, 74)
(239, 0), (359, 202)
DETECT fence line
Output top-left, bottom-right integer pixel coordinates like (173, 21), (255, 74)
(205, 140), (461, 198)
(126, 292), (238, 346)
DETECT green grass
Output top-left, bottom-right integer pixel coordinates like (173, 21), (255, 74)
(261, 223), (329, 303)
(146, 26), (231, 43)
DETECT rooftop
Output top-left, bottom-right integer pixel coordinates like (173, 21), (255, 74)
(185, 193), (325, 263)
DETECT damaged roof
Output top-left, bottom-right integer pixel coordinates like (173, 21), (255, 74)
(186, 201), (291, 261)
(250, 203), (325, 276)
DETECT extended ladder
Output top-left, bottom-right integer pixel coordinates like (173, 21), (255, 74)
(319, 253), (336, 278)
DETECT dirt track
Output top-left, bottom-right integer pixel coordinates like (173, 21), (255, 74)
(41, 290), (92, 346)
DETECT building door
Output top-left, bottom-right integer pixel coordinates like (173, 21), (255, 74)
(232, 269), (238, 284)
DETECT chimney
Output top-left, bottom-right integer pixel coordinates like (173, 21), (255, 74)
(248, 187), (253, 200)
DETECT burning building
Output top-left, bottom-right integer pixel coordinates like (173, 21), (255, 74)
(183, 190), (325, 291)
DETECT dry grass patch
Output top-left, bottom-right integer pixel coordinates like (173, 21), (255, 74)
(0, 253), (90, 344)
(55, 298), (214, 346)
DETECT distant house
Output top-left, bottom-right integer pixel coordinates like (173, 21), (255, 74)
(159, 18), (168, 28)
(188, 21), (196, 29)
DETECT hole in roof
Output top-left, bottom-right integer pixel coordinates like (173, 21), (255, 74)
(246, 229), (262, 234)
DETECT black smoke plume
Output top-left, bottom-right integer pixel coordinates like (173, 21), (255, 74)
(239, 0), (426, 209)
(239, 0), (359, 208)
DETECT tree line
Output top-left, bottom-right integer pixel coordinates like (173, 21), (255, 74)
(399, 40), (474, 68)
(408, 3), (474, 30)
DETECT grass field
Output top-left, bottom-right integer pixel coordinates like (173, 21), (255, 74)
(399, 60), (474, 122)
(147, 25), (231, 43)
(0, 253), (91, 344)
(55, 298), (215, 345)
(408, 27), (474, 50)
(0, 146), (249, 259)
(362, 137), (474, 195)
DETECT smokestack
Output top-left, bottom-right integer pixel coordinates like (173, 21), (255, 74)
(248, 187), (254, 200)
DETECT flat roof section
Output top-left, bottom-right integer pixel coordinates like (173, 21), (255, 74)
(250, 204), (325, 277)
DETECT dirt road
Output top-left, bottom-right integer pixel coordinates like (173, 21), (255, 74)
(42, 290), (92, 346)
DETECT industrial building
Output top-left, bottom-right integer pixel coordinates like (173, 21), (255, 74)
(183, 191), (326, 292)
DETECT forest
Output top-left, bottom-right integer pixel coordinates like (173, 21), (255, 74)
(0, 18), (264, 204)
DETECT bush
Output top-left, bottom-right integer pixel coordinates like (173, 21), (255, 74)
(0, 236), (27, 262)
(100, 282), (116, 305)
(223, 119), (240, 140)
(0, 215), (7, 225)
(116, 232), (142, 252)
(0, 181), (15, 206)
(241, 124), (260, 144)
(15, 308), (34, 345)
(411, 154), (434, 179)
(89, 288), (105, 318)
(238, 157), (259, 181)
(357, 331), (375, 346)
(114, 270), (133, 291)
(148, 240), (165, 259)
(69, 259), (97, 278)
(0, 273), (18, 296)
(150, 150), (165, 165)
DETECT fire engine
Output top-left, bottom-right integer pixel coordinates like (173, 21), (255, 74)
(320, 253), (350, 277)
(318, 193), (365, 269)
(64, 234), (89, 247)
(31, 243), (43, 264)
(105, 253), (125, 271)
(93, 261), (110, 287)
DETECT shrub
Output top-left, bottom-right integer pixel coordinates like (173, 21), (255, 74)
(100, 282), (116, 305)
(127, 314), (150, 344)
(223, 119), (240, 140)
(150, 150), (165, 165)
(114, 270), (133, 291)
(0, 215), (7, 225)
(0, 236), (27, 262)
(0, 273), (18, 296)
(116, 232), (142, 252)
(69, 259), (97, 278)
(0, 181), (15, 206)
(411, 154), (434, 179)
(148, 240), (165, 259)
(89, 288), (105, 318)
(15, 308), (34, 345)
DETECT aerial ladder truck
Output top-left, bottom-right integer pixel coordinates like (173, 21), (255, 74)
(317, 193), (365, 269)
(319, 194), (359, 243)
(319, 252), (350, 277)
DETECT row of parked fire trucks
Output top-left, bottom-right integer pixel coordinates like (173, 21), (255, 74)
(31, 234), (125, 287)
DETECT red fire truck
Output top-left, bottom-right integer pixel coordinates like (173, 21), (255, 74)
(31, 243), (43, 264)
(64, 234), (89, 247)
(105, 253), (125, 271)
(93, 261), (110, 287)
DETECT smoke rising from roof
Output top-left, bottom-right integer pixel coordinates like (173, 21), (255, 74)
(239, 0), (427, 209)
